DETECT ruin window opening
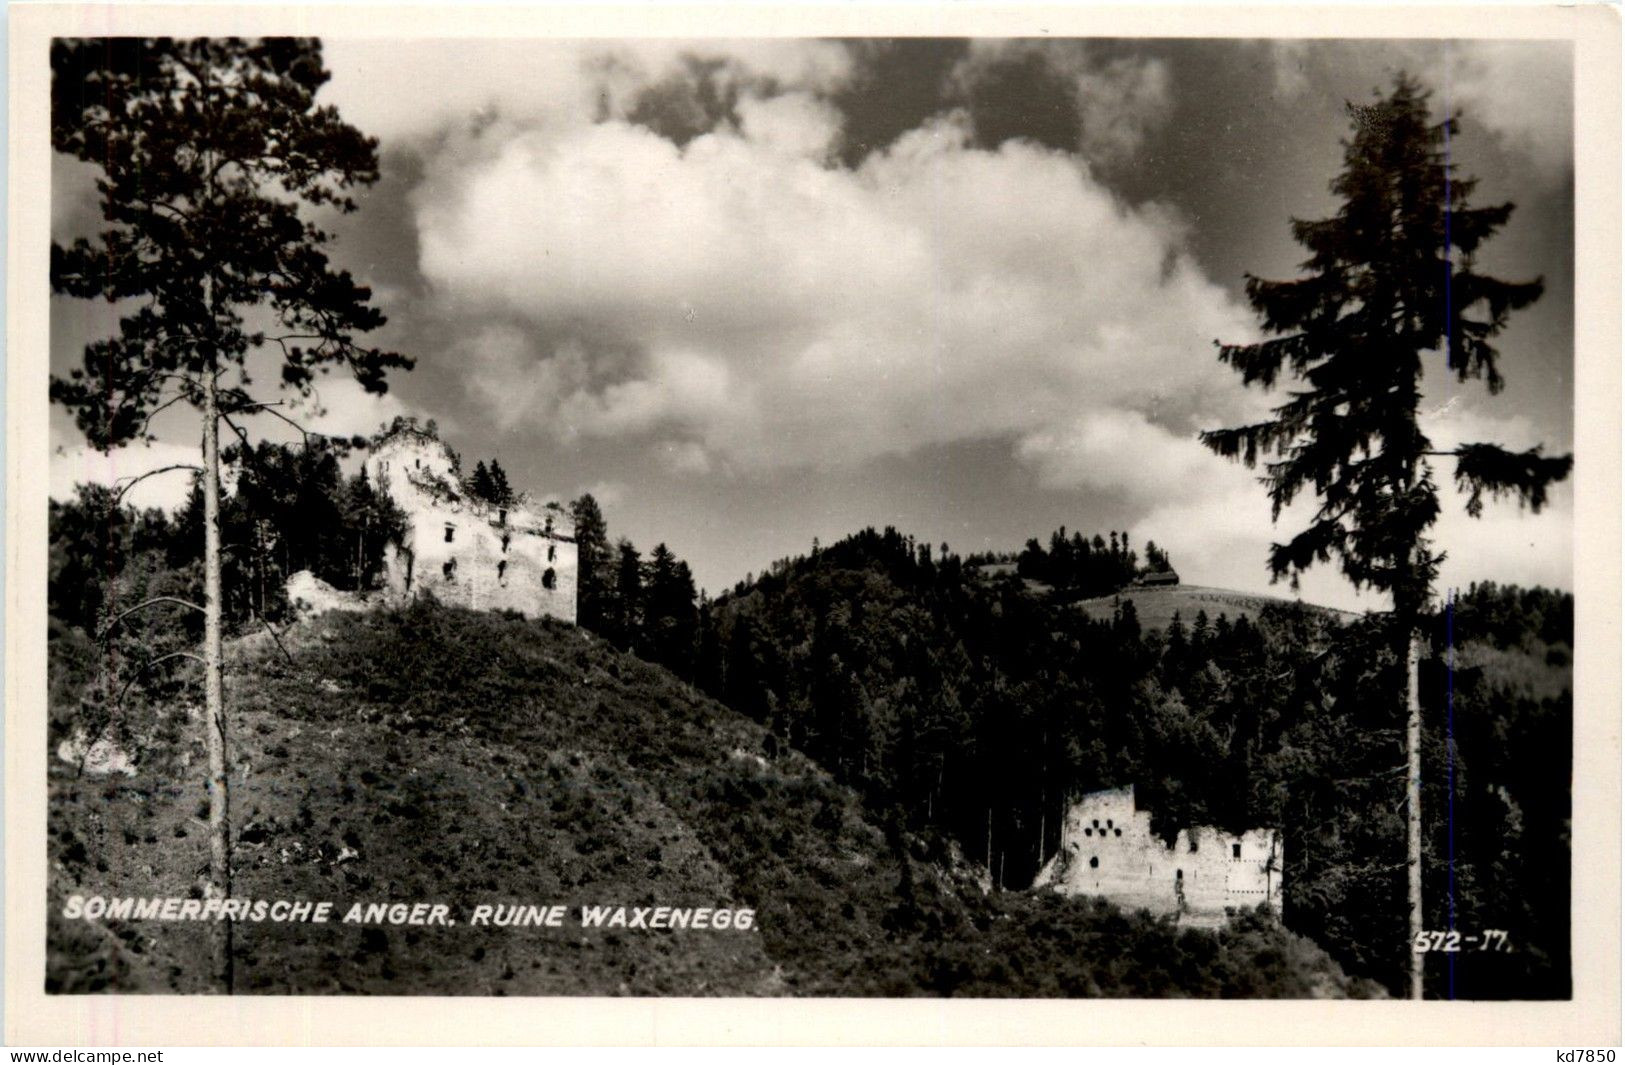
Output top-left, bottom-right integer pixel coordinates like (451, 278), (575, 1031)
(1233, 843), (1242, 859)
(499, 509), (507, 527)
(1107, 819), (1113, 829)
(444, 525), (455, 543)
(1092, 819), (1100, 828)
(548, 544), (556, 562)
(1176, 869), (1183, 880)
(1188, 836), (1199, 853)
(1114, 828), (1122, 837)
(497, 560), (507, 581)
(1088, 856), (1099, 869)
(443, 559), (456, 581)
(1084, 828), (1092, 837)
(501, 533), (510, 553)
(542, 568), (557, 590)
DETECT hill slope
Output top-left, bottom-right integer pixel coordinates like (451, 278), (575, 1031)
(47, 602), (1375, 997)
(696, 531), (1573, 999)
(1073, 584), (1361, 630)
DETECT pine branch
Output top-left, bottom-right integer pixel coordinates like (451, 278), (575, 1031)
(111, 463), (204, 506)
(98, 596), (207, 642)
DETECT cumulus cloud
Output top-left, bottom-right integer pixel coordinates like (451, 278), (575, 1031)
(1259, 39), (1572, 182)
(1131, 402), (1574, 612)
(300, 38), (1569, 602)
(1018, 409), (1225, 507)
(1266, 41), (1312, 100)
(578, 480), (627, 507)
(950, 40), (1173, 164)
(323, 38), (855, 147)
(410, 105), (1257, 486)
(51, 438), (201, 513)
(1440, 40), (1572, 183)
(48, 354), (424, 512)
(736, 91), (843, 161)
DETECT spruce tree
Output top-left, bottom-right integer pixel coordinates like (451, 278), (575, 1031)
(469, 460), (494, 503)
(569, 493), (613, 632)
(1200, 74), (1570, 998)
(488, 460), (513, 507)
(612, 539), (645, 652)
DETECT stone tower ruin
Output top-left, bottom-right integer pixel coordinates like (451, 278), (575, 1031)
(364, 423), (578, 623)
(1031, 785), (1282, 925)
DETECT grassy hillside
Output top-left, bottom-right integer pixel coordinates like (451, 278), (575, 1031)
(47, 602), (1377, 997)
(1074, 584), (1361, 629)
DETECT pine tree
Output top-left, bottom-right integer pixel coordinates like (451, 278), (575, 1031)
(50, 38), (408, 990)
(1200, 75), (1571, 998)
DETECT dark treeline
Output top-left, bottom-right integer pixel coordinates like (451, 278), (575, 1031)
(687, 527), (1571, 1000)
(51, 436), (405, 636)
(465, 459), (515, 508)
(569, 493), (700, 678)
(1007, 527), (1173, 599)
(209, 437), (408, 617)
(49, 434), (409, 766)
(48, 479), (1570, 998)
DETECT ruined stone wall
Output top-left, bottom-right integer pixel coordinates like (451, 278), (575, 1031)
(1031, 785), (1282, 922)
(367, 430), (578, 624)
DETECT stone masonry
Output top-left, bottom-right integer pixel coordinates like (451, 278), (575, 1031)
(364, 425), (577, 624)
(1031, 785), (1282, 924)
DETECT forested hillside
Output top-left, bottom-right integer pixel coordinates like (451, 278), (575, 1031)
(695, 529), (1573, 999)
(48, 603), (1374, 997)
(49, 472), (1569, 998)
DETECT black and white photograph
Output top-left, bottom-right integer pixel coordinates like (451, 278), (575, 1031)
(9, 2), (1619, 1044)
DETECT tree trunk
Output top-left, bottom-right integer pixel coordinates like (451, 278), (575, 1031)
(202, 364), (234, 993)
(1405, 625), (1424, 1000)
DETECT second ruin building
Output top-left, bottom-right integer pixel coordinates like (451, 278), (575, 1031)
(1032, 784), (1283, 925)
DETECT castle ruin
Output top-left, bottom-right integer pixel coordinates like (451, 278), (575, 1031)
(1031, 785), (1282, 925)
(364, 424), (578, 623)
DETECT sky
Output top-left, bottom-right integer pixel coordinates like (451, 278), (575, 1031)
(49, 37), (1576, 611)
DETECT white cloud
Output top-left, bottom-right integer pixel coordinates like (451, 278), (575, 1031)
(736, 91), (843, 161)
(657, 440), (714, 476)
(1267, 41), (1311, 99)
(1131, 403), (1573, 612)
(1438, 40), (1572, 183)
(51, 439), (200, 513)
(951, 40), (1173, 164)
(1017, 409), (1218, 506)
(1242, 40), (1570, 182)
(411, 110), (1257, 482)
(1073, 54), (1173, 164)
(322, 39), (854, 147)
(225, 345), (421, 446)
(48, 370), (422, 512)
(578, 480), (626, 507)
(308, 39), (1569, 604)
